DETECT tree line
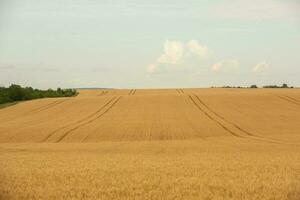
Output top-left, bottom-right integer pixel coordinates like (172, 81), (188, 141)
(212, 83), (294, 89)
(0, 84), (77, 104)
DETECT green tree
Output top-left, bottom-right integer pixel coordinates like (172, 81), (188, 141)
(8, 84), (24, 101)
(281, 83), (288, 88)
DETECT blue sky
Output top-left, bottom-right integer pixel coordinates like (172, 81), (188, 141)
(0, 0), (299, 89)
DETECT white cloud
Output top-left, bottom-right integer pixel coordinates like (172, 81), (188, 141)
(147, 40), (211, 74)
(186, 40), (211, 59)
(213, 0), (300, 21)
(253, 61), (269, 72)
(157, 40), (184, 65)
(212, 60), (240, 72)
(147, 64), (157, 74)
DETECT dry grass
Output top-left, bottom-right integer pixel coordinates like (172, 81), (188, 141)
(0, 88), (300, 199)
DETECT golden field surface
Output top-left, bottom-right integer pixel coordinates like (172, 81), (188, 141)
(0, 88), (300, 199)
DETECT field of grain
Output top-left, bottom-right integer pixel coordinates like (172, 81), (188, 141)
(0, 89), (300, 199)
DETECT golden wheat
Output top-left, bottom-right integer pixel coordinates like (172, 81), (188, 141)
(0, 88), (300, 199)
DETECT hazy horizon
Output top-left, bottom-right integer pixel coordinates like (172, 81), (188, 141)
(1, 0), (300, 89)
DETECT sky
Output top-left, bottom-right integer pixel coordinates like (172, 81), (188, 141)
(0, 0), (300, 89)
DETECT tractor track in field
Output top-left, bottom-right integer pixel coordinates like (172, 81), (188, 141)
(176, 89), (185, 94)
(187, 93), (297, 145)
(7, 99), (70, 142)
(128, 89), (136, 95)
(80, 96), (123, 142)
(285, 95), (299, 103)
(277, 95), (300, 106)
(193, 95), (290, 143)
(41, 97), (117, 142)
(32, 100), (62, 111)
(97, 91), (108, 96)
(128, 89), (133, 95)
(55, 96), (122, 143)
(187, 94), (244, 138)
(3, 99), (69, 123)
(30, 99), (69, 114)
(194, 95), (255, 137)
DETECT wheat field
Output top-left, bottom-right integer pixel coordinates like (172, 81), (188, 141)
(0, 88), (300, 199)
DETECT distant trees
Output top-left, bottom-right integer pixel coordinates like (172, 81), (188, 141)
(211, 83), (294, 89)
(263, 83), (293, 88)
(0, 84), (77, 104)
(282, 83), (288, 88)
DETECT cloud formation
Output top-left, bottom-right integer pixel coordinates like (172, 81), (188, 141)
(147, 40), (211, 73)
(186, 40), (211, 59)
(253, 61), (269, 72)
(157, 40), (184, 65)
(212, 60), (240, 72)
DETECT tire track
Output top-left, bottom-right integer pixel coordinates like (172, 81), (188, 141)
(285, 95), (300, 103)
(30, 99), (69, 114)
(189, 94), (296, 145)
(193, 95), (290, 144)
(128, 89), (136, 95)
(55, 96), (122, 143)
(97, 91), (105, 96)
(3, 99), (69, 123)
(277, 95), (300, 106)
(78, 96), (123, 142)
(32, 100), (61, 111)
(24, 99), (62, 115)
(7, 99), (70, 142)
(41, 97), (117, 142)
(97, 91), (108, 96)
(187, 95), (244, 138)
(194, 95), (255, 137)
(176, 89), (184, 94)
(128, 89), (133, 95)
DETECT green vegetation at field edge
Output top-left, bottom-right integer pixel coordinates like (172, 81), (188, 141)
(0, 102), (18, 109)
(0, 84), (77, 105)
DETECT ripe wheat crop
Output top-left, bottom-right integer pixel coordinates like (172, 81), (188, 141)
(0, 88), (300, 199)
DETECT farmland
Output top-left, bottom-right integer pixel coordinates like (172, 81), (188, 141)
(0, 88), (300, 199)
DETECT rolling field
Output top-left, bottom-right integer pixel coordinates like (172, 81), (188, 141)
(0, 89), (300, 199)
